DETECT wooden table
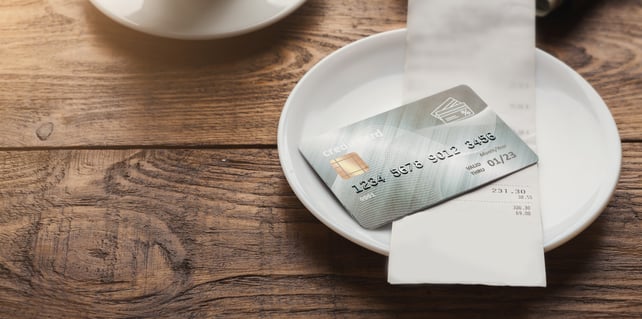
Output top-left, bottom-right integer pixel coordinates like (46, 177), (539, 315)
(1, 0), (640, 318)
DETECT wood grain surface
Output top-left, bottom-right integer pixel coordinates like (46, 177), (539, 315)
(0, 0), (641, 318)
(0, 146), (640, 318)
(0, 0), (640, 147)
(0, 0), (406, 147)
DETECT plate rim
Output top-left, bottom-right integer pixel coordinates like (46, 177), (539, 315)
(278, 28), (621, 255)
(534, 48), (622, 251)
(89, 0), (307, 40)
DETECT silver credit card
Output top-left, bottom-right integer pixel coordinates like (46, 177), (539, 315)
(299, 85), (538, 229)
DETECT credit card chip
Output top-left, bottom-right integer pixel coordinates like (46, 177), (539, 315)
(330, 152), (369, 179)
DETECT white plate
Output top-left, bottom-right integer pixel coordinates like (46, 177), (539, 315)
(90, 0), (306, 40)
(278, 29), (621, 255)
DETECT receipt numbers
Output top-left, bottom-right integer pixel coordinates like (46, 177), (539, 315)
(490, 186), (535, 217)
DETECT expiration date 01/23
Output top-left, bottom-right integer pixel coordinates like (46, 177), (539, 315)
(466, 151), (520, 176)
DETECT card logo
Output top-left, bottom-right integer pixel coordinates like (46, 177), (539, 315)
(330, 152), (369, 180)
(322, 129), (384, 158)
(431, 97), (475, 124)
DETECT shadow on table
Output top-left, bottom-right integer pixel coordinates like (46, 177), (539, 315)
(82, 0), (320, 70)
(536, 0), (609, 45)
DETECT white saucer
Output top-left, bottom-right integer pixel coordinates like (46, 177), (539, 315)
(90, 0), (306, 40)
(278, 29), (621, 255)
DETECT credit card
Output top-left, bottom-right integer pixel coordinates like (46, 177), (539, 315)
(299, 85), (538, 229)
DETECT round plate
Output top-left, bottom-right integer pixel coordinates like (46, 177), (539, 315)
(89, 0), (306, 40)
(278, 29), (621, 255)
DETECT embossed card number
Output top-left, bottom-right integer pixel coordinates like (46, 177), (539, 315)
(350, 132), (497, 194)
